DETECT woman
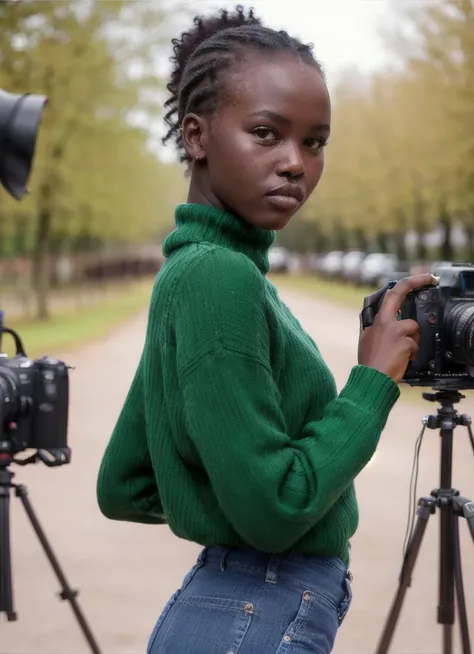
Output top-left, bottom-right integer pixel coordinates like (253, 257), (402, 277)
(96, 5), (436, 653)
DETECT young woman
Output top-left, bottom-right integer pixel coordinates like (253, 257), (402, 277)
(96, 5), (436, 653)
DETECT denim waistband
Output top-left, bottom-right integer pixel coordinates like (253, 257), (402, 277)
(197, 546), (352, 589)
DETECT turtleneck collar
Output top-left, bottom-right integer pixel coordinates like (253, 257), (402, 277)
(163, 203), (276, 274)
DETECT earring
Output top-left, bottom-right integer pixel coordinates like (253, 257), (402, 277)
(195, 155), (200, 160)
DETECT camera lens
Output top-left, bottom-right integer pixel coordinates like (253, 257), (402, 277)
(0, 367), (20, 423)
(444, 302), (474, 366)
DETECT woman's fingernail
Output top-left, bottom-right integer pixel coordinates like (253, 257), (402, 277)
(431, 275), (440, 284)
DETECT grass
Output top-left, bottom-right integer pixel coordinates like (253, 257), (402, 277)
(268, 273), (374, 310)
(1, 278), (153, 359)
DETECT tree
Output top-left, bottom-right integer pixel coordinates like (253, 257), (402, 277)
(0, 0), (186, 319)
(302, 0), (474, 264)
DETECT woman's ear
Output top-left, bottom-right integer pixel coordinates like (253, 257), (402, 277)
(181, 113), (208, 161)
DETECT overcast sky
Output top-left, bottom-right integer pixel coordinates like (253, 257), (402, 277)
(177, 0), (397, 87)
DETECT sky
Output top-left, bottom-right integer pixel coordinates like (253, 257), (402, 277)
(176, 0), (397, 87)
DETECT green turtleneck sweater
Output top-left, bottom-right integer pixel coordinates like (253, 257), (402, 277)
(96, 203), (400, 565)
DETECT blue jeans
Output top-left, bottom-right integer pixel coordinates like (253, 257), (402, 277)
(147, 545), (353, 654)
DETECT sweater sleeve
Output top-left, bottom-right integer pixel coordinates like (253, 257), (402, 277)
(171, 249), (400, 552)
(96, 355), (165, 523)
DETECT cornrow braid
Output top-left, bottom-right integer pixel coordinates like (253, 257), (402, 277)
(162, 4), (324, 165)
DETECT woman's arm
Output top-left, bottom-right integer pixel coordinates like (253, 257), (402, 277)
(96, 356), (165, 523)
(147, 248), (399, 551)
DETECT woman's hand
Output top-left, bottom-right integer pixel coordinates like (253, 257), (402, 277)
(358, 273), (438, 383)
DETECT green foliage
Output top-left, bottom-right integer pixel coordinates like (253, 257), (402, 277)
(303, 0), (474, 258)
(0, 0), (187, 318)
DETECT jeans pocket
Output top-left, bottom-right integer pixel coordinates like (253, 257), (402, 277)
(276, 588), (341, 654)
(152, 595), (255, 654)
(276, 589), (312, 653)
(337, 575), (353, 626)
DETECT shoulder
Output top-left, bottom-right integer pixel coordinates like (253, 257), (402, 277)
(170, 246), (267, 341)
(149, 244), (266, 323)
(174, 244), (265, 300)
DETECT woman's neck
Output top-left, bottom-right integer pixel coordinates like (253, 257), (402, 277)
(187, 171), (224, 211)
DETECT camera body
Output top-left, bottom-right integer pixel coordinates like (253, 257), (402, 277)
(0, 324), (70, 466)
(361, 263), (474, 390)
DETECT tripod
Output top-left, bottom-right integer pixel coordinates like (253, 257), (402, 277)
(0, 461), (102, 654)
(376, 389), (474, 654)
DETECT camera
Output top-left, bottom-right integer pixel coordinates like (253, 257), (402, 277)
(0, 319), (71, 466)
(0, 88), (70, 465)
(361, 263), (474, 390)
(0, 88), (96, 647)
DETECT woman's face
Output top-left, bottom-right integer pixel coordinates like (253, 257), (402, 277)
(183, 51), (331, 230)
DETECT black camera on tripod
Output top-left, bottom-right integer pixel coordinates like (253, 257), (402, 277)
(0, 322), (71, 467)
(360, 264), (474, 654)
(361, 263), (474, 390)
(0, 89), (101, 652)
(0, 88), (71, 465)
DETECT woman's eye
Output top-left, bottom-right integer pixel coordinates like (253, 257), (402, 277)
(305, 137), (327, 151)
(252, 127), (278, 141)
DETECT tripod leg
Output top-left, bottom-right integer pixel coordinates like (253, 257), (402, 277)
(439, 496), (456, 654)
(15, 484), (102, 654)
(375, 498), (434, 654)
(466, 423), (474, 458)
(453, 513), (471, 654)
(0, 476), (17, 621)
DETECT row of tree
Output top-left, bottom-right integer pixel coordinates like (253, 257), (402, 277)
(286, 0), (474, 262)
(3, 1), (472, 317)
(0, 0), (187, 318)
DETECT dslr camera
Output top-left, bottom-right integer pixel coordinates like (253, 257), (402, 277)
(0, 321), (71, 466)
(0, 89), (71, 466)
(361, 263), (474, 390)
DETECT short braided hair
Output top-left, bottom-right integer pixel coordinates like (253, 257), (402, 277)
(162, 4), (324, 165)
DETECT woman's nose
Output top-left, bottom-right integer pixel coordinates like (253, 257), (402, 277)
(275, 143), (305, 179)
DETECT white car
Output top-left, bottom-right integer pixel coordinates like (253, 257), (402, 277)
(341, 250), (366, 283)
(360, 253), (399, 286)
(268, 247), (290, 273)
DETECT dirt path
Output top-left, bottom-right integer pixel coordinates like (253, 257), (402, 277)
(2, 288), (474, 654)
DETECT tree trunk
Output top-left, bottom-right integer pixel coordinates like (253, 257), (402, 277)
(413, 217), (427, 261)
(439, 206), (453, 261)
(333, 220), (348, 250)
(32, 186), (53, 321)
(353, 228), (368, 252)
(394, 231), (408, 262)
(376, 232), (390, 253)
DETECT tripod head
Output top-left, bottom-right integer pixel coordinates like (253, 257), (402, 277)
(423, 389), (466, 406)
(420, 389), (472, 433)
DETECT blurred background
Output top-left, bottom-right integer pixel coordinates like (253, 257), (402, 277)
(0, 0), (473, 328)
(1, 1), (474, 653)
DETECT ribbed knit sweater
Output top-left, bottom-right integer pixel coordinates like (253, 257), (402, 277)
(96, 202), (400, 565)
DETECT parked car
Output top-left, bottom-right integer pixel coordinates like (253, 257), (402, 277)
(319, 250), (345, 280)
(268, 246), (290, 273)
(430, 260), (452, 275)
(377, 259), (410, 288)
(359, 253), (400, 287)
(341, 250), (366, 284)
